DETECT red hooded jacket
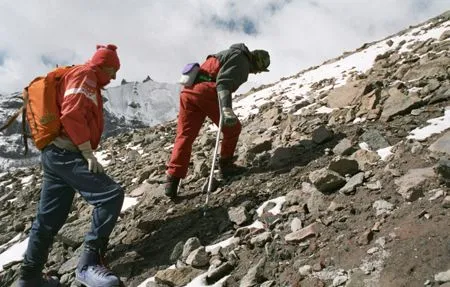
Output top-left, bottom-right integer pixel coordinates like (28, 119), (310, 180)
(57, 64), (105, 149)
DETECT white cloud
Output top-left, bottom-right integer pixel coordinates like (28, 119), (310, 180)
(0, 0), (448, 94)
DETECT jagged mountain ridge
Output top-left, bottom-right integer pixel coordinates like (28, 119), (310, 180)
(0, 78), (180, 172)
(0, 10), (450, 287)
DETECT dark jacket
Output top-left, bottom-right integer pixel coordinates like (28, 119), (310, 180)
(210, 43), (257, 93)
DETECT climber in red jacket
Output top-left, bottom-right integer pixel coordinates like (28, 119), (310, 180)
(18, 45), (124, 287)
(165, 43), (270, 198)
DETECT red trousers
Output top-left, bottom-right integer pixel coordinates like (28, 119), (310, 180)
(167, 82), (242, 178)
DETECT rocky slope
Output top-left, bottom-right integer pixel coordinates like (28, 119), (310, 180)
(1, 10), (450, 287)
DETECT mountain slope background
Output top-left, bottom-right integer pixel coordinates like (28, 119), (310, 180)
(0, 10), (450, 287)
(0, 78), (180, 172)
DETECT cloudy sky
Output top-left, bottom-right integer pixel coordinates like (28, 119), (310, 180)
(0, 0), (448, 95)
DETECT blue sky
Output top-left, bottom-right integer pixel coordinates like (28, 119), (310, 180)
(0, 0), (448, 94)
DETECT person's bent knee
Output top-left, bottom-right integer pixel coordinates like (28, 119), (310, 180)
(33, 214), (65, 238)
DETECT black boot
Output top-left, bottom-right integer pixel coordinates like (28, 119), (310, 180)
(219, 157), (247, 178)
(17, 275), (60, 287)
(164, 174), (180, 198)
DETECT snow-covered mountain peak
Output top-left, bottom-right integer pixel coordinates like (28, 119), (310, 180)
(103, 80), (180, 127)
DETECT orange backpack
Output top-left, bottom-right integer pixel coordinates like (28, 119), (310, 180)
(0, 66), (74, 154)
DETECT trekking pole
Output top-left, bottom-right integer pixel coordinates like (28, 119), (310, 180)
(203, 113), (222, 216)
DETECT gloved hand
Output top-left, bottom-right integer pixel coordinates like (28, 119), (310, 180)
(217, 90), (237, 127)
(78, 141), (104, 173)
(221, 107), (238, 127)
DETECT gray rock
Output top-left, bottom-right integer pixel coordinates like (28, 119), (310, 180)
(326, 80), (365, 108)
(228, 206), (250, 226)
(340, 172), (365, 194)
(250, 231), (272, 247)
(425, 78), (441, 93)
(429, 131), (450, 155)
(360, 130), (390, 150)
(329, 158), (359, 176)
(429, 84), (450, 104)
(395, 167), (435, 201)
(351, 149), (380, 171)
(169, 241), (184, 263)
(373, 200), (394, 217)
(206, 262), (235, 284)
(155, 267), (203, 286)
(439, 30), (450, 41)
(181, 237), (202, 261)
(309, 168), (346, 193)
(298, 265), (312, 276)
(286, 182), (317, 205)
(403, 57), (450, 82)
(306, 187), (327, 215)
(380, 88), (422, 121)
(260, 281), (276, 287)
(57, 219), (90, 248)
(442, 196), (450, 208)
(137, 169), (152, 184)
(312, 126), (334, 144)
(333, 275), (348, 286)
(435, 269), (450, 283)
(436, 158), (450, 180)
(285, 189), (307, 206)
(290, 218), (303, 232)
(0, 191), (15, 202)
(240, 257), (266, 287)
(58, 246), (83, 275)
(285, 222), (319, 243)
(194, 159), (209, 177)
(129, 181), (154, 197)
(333, 138), (354, 156)
(146, 282), (170, 287)
(185, 246), (209, 268)
(248, 136), (273, 154)
(268, 146), (301, 169)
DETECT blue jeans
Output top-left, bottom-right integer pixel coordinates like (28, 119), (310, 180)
(21, 145), (124, 278)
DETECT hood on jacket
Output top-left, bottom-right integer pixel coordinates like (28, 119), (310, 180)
(228, 43), (252, 60)
(228, 43), (268, 73)
(88, 44), (120, 87)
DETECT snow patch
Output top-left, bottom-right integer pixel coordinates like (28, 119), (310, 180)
(377, 146), (393, 161)
(315, 106), (335, 114)
(0, 234), (21, 250)
(121, 196), (139, 212)
(407, 108), (450, 141)
(233, 21), (448, 121)
(20, 175), (33, 185)
(0, 237), (29, 271)
(256, 196), (286, 217)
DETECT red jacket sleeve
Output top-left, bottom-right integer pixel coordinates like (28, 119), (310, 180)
(60, 70), (99, 146)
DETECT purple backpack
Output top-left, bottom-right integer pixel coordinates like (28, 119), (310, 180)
(179, 63), (200, 87)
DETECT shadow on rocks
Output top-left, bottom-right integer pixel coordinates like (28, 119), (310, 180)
(109, 205), (231, 284)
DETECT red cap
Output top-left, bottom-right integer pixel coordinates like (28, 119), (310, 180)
(91, 44), (120, 70)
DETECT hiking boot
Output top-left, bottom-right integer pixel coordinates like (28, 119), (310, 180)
(17, 274), (60, 287)
(164, 174), (180, 198)
(219, 157), (247, 178)
(75, 248), (120, 287)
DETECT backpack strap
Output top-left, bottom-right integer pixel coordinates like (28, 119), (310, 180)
(22, 105), (29, 155)
(0, 106), (24, 132)
(0, 105), (28, 155)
